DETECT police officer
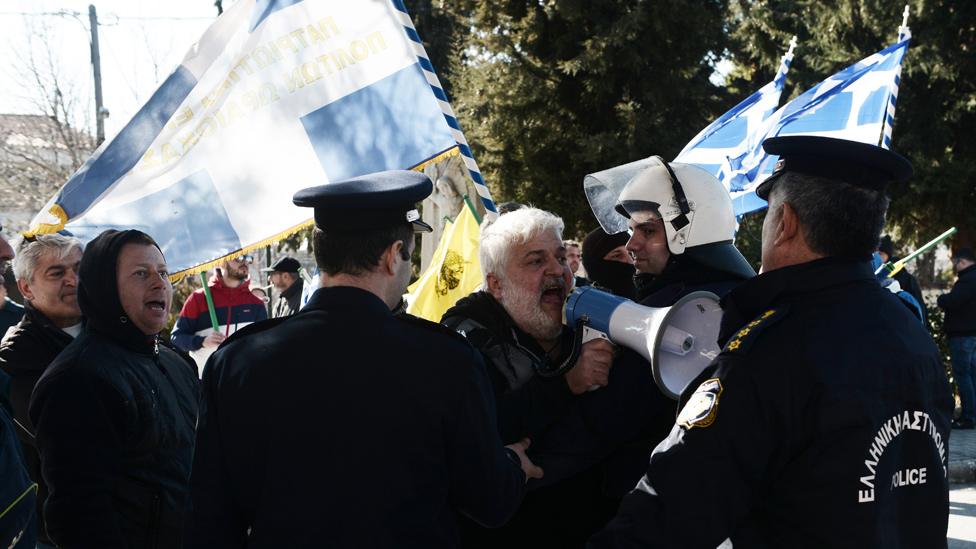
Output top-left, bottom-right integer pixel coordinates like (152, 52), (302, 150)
(590, 136), (951, 548)
(615, 157), (756, 305)
(184, 171), (540, 548)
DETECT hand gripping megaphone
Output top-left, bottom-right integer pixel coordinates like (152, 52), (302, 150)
(564, 285), (723, 399)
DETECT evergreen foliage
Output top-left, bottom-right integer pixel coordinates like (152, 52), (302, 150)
(439, 0), (730, 237)
(725, 0), (975, 248)
(405, 1), (974, 251)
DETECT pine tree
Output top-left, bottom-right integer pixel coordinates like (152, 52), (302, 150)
(445, 0), (731, 236)
(726, 0), (976, 249)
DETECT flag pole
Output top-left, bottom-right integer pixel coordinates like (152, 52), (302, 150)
(390, 1), (498, 221)
(880, 5), (911, 149)
(199, 271), (220, 332)
(462, 195), (483, 224)
(875, 227), (956, 278)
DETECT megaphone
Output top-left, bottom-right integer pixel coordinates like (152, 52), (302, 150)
(564, 285), (722, 399)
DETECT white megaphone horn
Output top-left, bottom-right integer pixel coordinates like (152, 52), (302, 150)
(564, 285), (723, 399)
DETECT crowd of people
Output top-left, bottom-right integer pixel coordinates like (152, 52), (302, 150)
(0, 134), (969, 547)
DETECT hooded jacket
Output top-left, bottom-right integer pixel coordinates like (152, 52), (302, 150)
(29, 230), (199, 549)
(0, 304), (75, 545)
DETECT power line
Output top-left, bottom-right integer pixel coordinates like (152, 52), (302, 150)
(0, 11), (214, 21)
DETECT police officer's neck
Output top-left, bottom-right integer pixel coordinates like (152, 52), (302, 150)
(321, 271), (401, 310)
(761, 242), (824, 273)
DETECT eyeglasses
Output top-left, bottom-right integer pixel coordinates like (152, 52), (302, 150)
(230, 254), (254, 265)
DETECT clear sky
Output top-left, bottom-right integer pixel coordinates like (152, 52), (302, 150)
(0, 0), (237, 138)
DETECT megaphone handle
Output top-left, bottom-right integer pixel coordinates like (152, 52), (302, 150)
(581, 327), (609, 391)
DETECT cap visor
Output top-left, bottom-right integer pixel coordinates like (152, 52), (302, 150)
(412, 219), (433, 233)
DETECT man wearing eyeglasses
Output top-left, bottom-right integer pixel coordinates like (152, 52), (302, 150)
(171, 254), (267, 374)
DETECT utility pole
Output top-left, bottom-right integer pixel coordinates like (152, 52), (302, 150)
(88, 4), (105, 145)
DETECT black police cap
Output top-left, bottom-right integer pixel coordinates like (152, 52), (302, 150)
(260, 256), (301, 273)
(293, 170), (433, 232)
(755, 136), (913, 200)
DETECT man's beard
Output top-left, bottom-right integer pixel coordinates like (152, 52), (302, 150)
(498, 276), (564, 342)
(223, 265), (248, 282)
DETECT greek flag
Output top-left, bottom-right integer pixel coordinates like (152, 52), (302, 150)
(674, 39), (795, 179)
(26, 0), (485, 277)
(726, 36), (911, 216)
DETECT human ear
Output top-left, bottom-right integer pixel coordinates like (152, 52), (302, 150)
(17, 278), (33, 302)
(774, 202), (800, 247)
(486, 272), (503, 299)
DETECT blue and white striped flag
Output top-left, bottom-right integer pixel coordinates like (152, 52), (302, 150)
(726, 37), (912, 216)
(27, 0), (492, 277)
(880, 15), (912, 150)
(674, 38), (795, 179)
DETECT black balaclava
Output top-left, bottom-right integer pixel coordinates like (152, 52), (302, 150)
(582, 227), (636, 300)
(78, 229), (164, 352)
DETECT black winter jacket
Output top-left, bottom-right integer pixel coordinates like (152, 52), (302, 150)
(29, 230), (199, 549)
(271, 278), (303, 318)
(442, 291), (576, 445)
(939, 264), (976, 336)
(0, 305), (74, 544)
(443, 292), (618, 549)
(592, 258), (950, 548)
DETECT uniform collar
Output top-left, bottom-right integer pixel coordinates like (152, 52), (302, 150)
(719, 257), (875, 342)
(304, 286), (392, 317)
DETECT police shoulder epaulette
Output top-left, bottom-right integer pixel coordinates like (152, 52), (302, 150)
(721, 305), (790, 355)
(219, 316), (290, 348)
(396, 312), (471, 346)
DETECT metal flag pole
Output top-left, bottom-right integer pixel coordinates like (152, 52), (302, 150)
(390, 0), (499, 221)
(880, 5), (912, 149)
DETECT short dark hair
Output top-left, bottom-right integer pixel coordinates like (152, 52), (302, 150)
(954, 248), (976, 263)
(769, 171), (889, 258)
(313, 223), (413, 276)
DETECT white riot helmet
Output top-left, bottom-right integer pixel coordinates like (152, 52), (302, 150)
(611, 157), (755, 279)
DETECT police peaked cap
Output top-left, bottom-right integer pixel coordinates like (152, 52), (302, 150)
(293, 170), (433, 232)
(755, 136), (913, 200)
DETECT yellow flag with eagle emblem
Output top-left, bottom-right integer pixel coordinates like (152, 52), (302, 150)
(406, 202), (482, 321)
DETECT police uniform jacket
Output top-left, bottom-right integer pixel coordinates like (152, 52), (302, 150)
(591, 257), (951, 548)
(184, 286), (525, 548)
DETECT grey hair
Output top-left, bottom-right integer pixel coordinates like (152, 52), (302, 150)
(12, 233), (84, 283)
(768, 172), (889, 258)
(480, 207), (564, 284)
